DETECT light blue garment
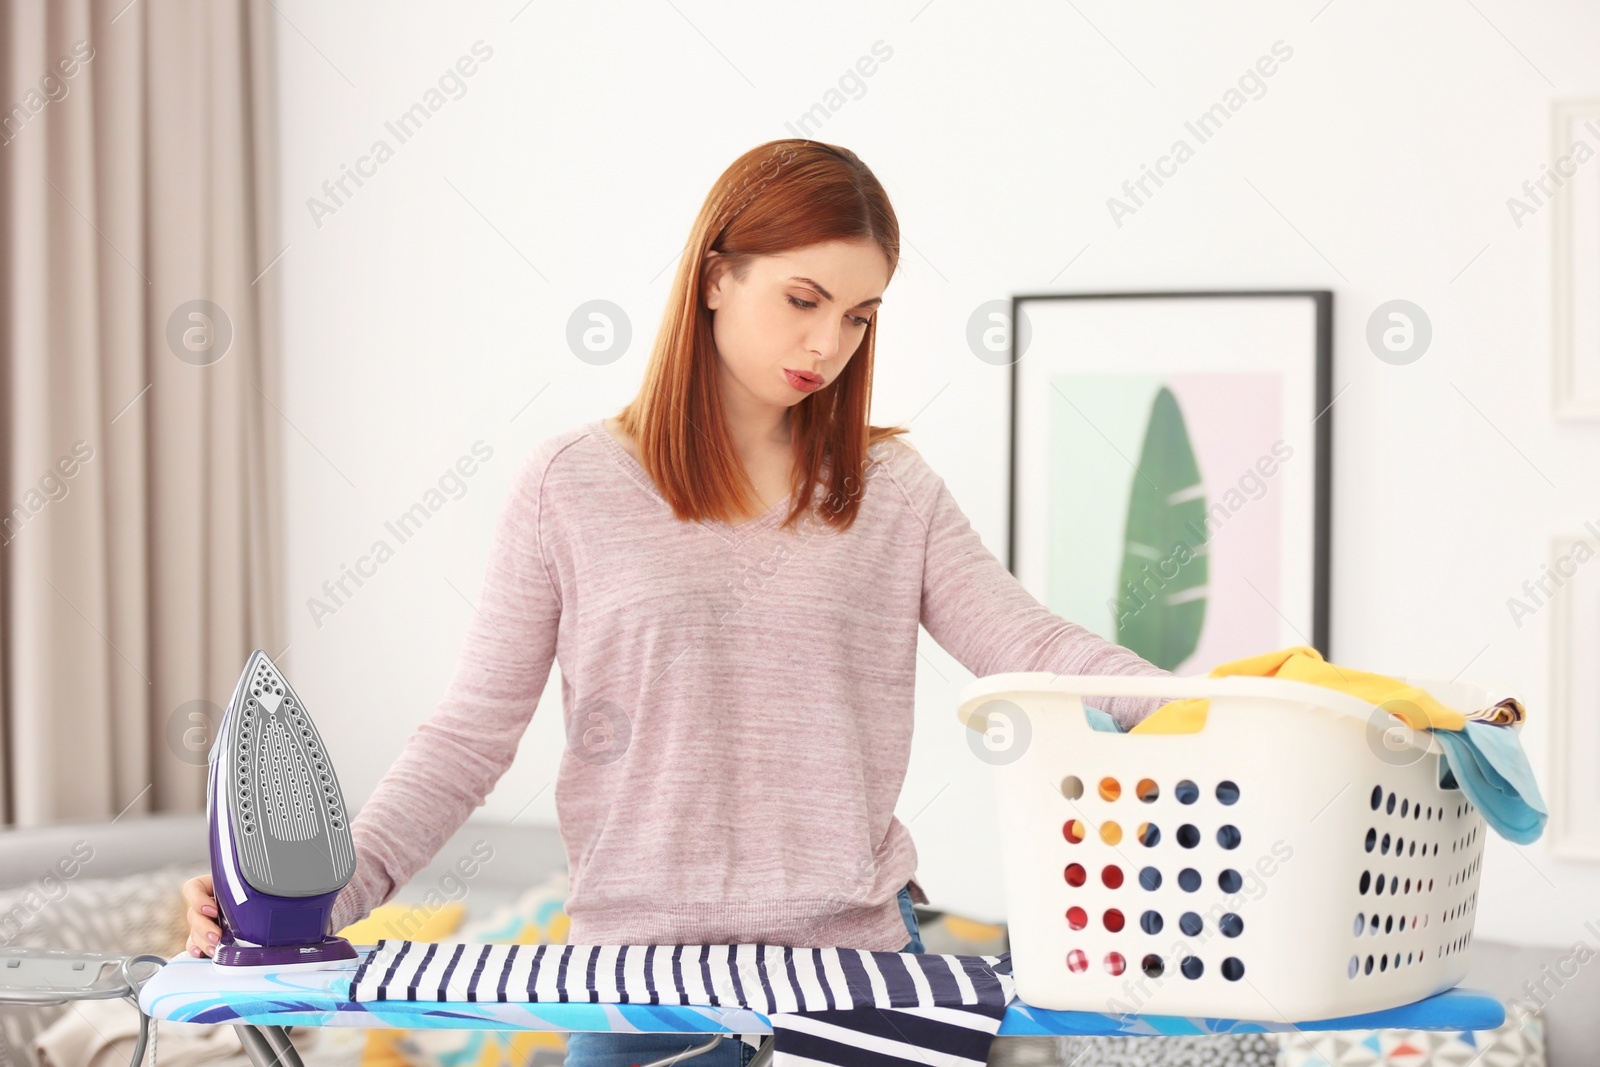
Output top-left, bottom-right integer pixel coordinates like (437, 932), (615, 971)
(1433, 721), (1548, 845)
(1084, 704), (1123, 732)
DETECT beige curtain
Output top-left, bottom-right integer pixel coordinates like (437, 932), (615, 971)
(0, 0), (286, 826)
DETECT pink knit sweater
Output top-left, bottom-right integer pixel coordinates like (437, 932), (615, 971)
(328, 419), (1171, 951)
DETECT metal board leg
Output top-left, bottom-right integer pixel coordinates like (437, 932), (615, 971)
(233, 1023), (291, 1067)
(258, 1024), (307, 1067)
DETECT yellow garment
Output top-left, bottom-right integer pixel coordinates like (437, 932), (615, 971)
(335, 899), (466, 944)
(1128, 644), (1468, 734)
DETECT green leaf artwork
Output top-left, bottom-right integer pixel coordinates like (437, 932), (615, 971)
(1113, 385), (1207, 670)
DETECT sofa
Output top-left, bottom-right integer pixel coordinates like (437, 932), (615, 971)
(0, 814), (1582, 1067)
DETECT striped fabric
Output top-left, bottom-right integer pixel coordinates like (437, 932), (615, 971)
(348, 939), (1015, 1065)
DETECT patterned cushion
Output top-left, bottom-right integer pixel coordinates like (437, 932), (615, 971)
(918, 911), (1008, 956)
(1276, 1010), (1546, 1066)
(453, 873), (569, 946)
(1058, 1033), (1282, 1066)
(0, 861), (206, 1067)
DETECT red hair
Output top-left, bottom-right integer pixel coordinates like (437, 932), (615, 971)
(615, 139), (909, 534)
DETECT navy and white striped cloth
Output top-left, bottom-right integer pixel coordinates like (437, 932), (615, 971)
(348, 940), (1015, 1065)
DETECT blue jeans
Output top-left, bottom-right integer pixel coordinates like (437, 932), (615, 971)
(563, 883), (925, 1067)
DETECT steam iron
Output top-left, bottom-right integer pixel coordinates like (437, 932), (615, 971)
(206, 649), (358, 969)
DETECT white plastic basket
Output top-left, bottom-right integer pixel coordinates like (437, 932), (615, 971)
(956, 672), (1506, 1022)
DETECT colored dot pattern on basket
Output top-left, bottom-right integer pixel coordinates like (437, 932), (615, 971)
(1059, 776), (1246, 983)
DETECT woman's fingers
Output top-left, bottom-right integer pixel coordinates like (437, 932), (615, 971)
(181, 878), (218, 918)
(182, 874), (225, 957)
(190, 910), (221, 939)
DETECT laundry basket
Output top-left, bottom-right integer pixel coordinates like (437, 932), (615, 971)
(956, 672), (1505, 1022)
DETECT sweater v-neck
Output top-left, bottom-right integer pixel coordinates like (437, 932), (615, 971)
(590, 419), (793, 539)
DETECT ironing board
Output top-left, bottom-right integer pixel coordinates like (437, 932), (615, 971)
(134, 945), (1506, 1066)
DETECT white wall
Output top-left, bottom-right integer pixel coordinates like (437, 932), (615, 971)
(273, 0), (1600, 948)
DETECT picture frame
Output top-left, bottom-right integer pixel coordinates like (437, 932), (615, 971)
(1547, 530), (1600, 860)
(1552, 99), (1600, 421)
(1006, 290), (1333, 673)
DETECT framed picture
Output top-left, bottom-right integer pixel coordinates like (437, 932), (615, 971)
(1548, 530), (1600, 860)
(1007, 290), (1332, 673)
(1552, 99), (1600, 421)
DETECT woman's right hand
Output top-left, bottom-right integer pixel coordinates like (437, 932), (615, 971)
(181, 873), (222, 958)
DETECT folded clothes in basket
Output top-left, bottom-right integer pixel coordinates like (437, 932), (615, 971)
(347, 940), (1016, 1067)
(1122, 645), (1547, 844)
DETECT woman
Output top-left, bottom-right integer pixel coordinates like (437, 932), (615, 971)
(182, 139), (1170, 1067)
